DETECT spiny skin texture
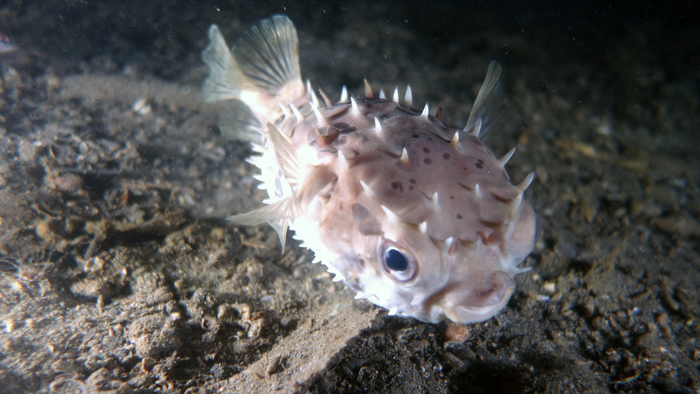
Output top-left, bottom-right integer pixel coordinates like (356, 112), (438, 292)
(202, 15), (538, 324)
(281, 98), (537, 323)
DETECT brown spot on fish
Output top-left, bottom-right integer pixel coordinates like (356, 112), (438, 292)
(333, 122), (357, 133)
(424, 158), (432, 164)
(443, 153), (451, 160)
(360, 218), (382, 235)
(326, 126), (341, 140)
(479, 231), (502, 246)
(391, 181), (404, 192)
(353, 203), (383, 235)
(334, 136), (347, 147)
(352, 203), (371, 223)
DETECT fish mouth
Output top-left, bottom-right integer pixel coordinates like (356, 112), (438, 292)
(439, 270), (516, 324)
(445, 287), (515, 324)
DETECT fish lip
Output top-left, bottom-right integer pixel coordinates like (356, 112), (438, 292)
(419, 270), (516, 324)
(444, 285), (515, 324)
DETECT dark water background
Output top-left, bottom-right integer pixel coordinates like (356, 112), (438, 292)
(3, 1), (698, 82)
(3, 0), (698, 144)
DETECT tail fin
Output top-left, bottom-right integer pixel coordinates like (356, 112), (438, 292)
(202, 15), (305, 115)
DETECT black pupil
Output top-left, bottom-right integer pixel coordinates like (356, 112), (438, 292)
(385, 249), (408, 271)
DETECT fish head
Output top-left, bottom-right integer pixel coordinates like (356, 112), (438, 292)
(419, 202), (539, 324)
(323, 172), (538, 325)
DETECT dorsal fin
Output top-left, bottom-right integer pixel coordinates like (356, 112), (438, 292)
(202, 15), (304, 109)
(464, 61), (505, 140)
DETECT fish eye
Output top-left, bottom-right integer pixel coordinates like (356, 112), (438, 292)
(380, 242), (417, 282)
(385, 248), (408, 271)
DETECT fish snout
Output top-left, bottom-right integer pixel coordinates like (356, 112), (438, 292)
(443, 270), (516, 324)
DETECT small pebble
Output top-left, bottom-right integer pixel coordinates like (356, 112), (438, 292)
(444, 322), (470, 343)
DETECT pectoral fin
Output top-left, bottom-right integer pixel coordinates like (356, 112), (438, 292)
(227, 196), (300, 251)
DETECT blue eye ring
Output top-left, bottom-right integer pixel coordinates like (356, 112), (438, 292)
(380, 242), (417, 282)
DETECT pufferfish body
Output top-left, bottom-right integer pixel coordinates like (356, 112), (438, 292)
(202, 15), (538, 324)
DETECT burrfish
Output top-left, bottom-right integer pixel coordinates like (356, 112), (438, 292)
(202, 15), (538, 324)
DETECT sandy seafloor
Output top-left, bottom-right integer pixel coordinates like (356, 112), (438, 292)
(0, 1), (699, 392)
